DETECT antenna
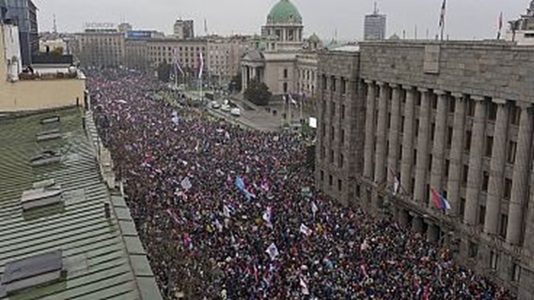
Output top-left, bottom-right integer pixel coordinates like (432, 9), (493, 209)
(204, 18), (208, 36)
(374, 1), (379, 14)
(334, 28), (338, 41)
(53, 14), (57, 33)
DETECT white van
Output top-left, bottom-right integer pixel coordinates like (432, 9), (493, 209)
(230, 108), (241, 117)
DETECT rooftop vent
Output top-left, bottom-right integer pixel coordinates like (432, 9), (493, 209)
(36, 128), (61, 142)
(40, 116), (60, 125)
(30, 150), (61, 167)
(0, 250), (63, 296)
(21, 183), (62, 211)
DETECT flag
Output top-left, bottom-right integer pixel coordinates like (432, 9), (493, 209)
(166, 208), (181, 224)
(180, 177), (192, 190)
(223, 205), (231, 218)
(289, 93), (298, 106)
(393, 176), (400, 195)
(497, 12), (503, 39)
(439, 0), (446, 27)
(388, 167), (400, 195)
(311, 201), (318, 217)
(262, 207), (273, 228)
(214, 219), (223, 232)
(265, 243), (279, 260)
(299, 276), (310, 295)
(198, 52), (204, 79)
(431, 187), (451, 211)
(261, 177), (270, 192)
(431, 188), (442, 210)
(183, 232), (192, 250)
(173, 48), (185, 76)
(299, 223), (312, 236)
(235, 176), (256, 201)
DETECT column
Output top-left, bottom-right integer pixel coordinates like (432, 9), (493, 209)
(241, 66), (247, 91)
(388, 85), (402, 188)
(400, 86), (416, 194)
(411, 215), (424, 233)
(398, 209), (409, 228)
(429, 90), (449, 204)
(427, 223), (440, 243)
(413, 88), (431, 204)
(374, 82), (389, 184)
(363, 80), (376, 179)
(464, 96), (488, 226)
(506, 103), (534, 245)
(446, 94), (467, 216)
(484, 99), (509, 235)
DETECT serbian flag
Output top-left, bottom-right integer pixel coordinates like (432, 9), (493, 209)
(431, 188), (451, 211)
(198, 51), (204, 79)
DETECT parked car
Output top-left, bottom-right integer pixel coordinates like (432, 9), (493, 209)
(230, 108), (241, 117)
(221, 105), (231, 112)
(211, 101), (221, 109)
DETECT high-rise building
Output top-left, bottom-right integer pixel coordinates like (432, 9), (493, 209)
(173, 19), (194, 39)
(0, 0), (38, 66)
(316, 40), (534, 299)
(364, 3), (386, 40)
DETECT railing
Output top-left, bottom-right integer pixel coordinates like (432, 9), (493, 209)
(18, 72), (78, 80)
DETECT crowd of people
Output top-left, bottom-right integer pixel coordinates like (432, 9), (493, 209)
(88, 68), (512, 299)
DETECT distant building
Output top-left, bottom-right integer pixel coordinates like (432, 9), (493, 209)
(118, 22), (133, 33)
(39, 38), (66, 54)
(0, 22), (85, 112)
(0, 0), (38, 66)
(72, 27), (125, 67)
(364, 4), (386, 40)
(146, 38), (206, 76)
(241, 0), (321, 106)
(506, 0), (534, 45)
(173, 19), (194, 39)
(206, 35), (250, 85)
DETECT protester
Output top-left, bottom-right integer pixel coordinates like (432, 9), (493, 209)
(88, 68), (512, 300)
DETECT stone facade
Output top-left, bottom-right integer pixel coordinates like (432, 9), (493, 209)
(72, 30), (125, 67)
(315, 50), (364, 207)
(316, 40), (534, 299)
(241, 0), (320, 98)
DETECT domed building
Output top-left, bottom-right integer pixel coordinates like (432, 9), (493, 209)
(241, 0), (320, 108)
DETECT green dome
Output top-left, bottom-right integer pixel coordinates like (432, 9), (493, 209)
(267, 0), (302, 24)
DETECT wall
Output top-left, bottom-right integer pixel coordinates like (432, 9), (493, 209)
(359, 40), (534, 101)
(316, 50), (363, 206)
(0, 79), (86, 112)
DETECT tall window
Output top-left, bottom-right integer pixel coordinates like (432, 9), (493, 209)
(283, 69), (288, 79)
(499, 213), (508, 238)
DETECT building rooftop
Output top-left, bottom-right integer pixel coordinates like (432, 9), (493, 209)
(267, 0), (302, 25)
(0, 107), (161, 300)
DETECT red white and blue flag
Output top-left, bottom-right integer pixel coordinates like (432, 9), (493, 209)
(431, 187), (451, 211)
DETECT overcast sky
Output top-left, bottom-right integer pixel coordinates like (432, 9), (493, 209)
(34, 0), (529, 41)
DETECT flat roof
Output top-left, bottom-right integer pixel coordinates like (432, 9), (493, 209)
(0, 107), (161, 300)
